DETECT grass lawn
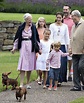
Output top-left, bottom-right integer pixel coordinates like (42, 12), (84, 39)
(0, 51), (37, 92)
(0, 12), (55, 23)
(69, 97), (84, 103)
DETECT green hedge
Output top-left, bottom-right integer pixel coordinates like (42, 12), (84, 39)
(0, 2), (61, 14)
(0, 1), (84, 15)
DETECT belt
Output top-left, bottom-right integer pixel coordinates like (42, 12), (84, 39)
(22, 38), (31, 41)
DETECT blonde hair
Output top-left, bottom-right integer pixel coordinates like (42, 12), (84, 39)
(53, 42), (61, 48)
(43, 28), (51, 34)
(36, 17), (47, 28)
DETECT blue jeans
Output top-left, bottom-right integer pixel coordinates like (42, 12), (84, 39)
(49, 67), (60, 81)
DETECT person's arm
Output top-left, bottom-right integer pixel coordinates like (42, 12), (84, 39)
(46, 52), (53, 69)
(49, 24), (54, 41)
(65, 25), (70, 50)
(61, 50), (69, 57)
(11, 39), (18, 54)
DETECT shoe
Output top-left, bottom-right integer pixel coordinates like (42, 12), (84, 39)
(27, 85), (31, 89)
(20, 85), (23, 87)
(53, 86), (57, 91)
(68, 76), (72, 81)
(57, 83), (61, 87)
(70, 87), (81, 91)
(43, 85), (47, 89)
(38, 81), (42, 85)
(48, 85), (52, 91)
(35, 77), (40, 82)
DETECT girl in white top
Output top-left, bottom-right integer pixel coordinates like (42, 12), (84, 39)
(36, 28), (53, 88)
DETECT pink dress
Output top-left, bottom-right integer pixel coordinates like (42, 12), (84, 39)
(13, 27), (36, 71)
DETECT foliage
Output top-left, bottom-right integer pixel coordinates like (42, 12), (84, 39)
(1, 0), (84, 15)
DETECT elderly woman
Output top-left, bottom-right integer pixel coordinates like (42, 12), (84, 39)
(11, 13), (40, 89)
(70, 10), (84, 91)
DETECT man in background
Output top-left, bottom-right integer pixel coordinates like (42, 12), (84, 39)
(63, 5), (74, 81)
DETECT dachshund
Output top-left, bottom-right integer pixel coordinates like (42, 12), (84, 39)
(15, 86), (27, 102)
(2, 72), (20, 90)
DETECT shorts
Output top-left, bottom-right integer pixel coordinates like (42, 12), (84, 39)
(49, 67), (60, 81)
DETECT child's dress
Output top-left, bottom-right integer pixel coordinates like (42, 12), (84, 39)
(36, 39), (53, 71)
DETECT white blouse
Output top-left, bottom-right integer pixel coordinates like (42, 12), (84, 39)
(49, 23), (70, 45)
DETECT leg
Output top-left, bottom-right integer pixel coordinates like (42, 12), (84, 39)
(20, 71), (25, 87)
(70, 55), (81, 91)
(54, 69), (59, 90)
(79, 54), (84, 85)
(68, 60), (72, 81)
(43, 71), (48, 88)
(59, 45), (67, 83)
(48, 68), (54, 90)
(36, 70), (40, 82)
(26, 71), (31, 84)
(68, 60), (72, 76)
(38, 70), (42, 85)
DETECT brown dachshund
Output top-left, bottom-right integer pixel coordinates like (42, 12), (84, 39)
(2, 72), (20, 90)
(16, 86), (27, 102)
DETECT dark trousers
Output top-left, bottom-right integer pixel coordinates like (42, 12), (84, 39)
(72, 54), (84, 88)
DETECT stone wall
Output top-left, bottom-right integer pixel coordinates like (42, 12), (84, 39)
(0, 21), (50, 51)
(0, 21), (22, 50)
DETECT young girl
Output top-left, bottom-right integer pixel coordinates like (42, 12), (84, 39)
(36, 28), (53, 88)
(46, 42), (70, 91)
(36, 17), (47, 82)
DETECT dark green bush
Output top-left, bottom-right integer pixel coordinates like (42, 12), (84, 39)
(1, 1), (84, 15)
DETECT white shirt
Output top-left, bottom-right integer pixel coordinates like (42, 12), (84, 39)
(49, 23), (70, 45)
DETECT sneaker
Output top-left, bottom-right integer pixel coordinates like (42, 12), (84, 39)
(43, 85), (47, 89)
(20, 85), (23, 87)
(68, 76), (72, 81)
(54, 86), (57, 91)
(38, 81), (42, 85)
(48, 85), (52, 91)
(70, 87), (81, 91)
(27, 85), (31, 89)
(57, 83), (61, 87)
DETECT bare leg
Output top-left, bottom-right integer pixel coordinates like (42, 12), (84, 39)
(68, 60), (72, 77)
(54, 81), (58, 87)
(36, 70), (40, 82)
(43, 71), (48, 86)
(20, 71), (25, 87)
(26, 71), (31, 84)
(39, 70), (42, 82)
(48, 78), (53, 90)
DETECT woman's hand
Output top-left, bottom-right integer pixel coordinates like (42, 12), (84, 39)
(11, 49), (15, 54)
(68, 48), (72, 56)
(38, 50), (42, 55)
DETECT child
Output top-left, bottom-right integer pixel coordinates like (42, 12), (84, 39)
(46, 42), (70, 91)
(36, 28), (53, 89)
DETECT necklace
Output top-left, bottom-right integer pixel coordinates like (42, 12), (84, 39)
(57, 27), (60, 36)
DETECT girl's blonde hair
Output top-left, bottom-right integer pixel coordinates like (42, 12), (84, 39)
(53, 42), (61, 48)
(36, 17), (47, 28)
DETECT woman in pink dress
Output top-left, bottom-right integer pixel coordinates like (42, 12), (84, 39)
(36, 17), (47, 84)
(11, 13), (40, 89)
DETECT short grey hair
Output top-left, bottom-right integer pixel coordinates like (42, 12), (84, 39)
(71, 10), (81, 17)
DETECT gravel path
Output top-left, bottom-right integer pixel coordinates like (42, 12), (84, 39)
(0, 81), (84, 103)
